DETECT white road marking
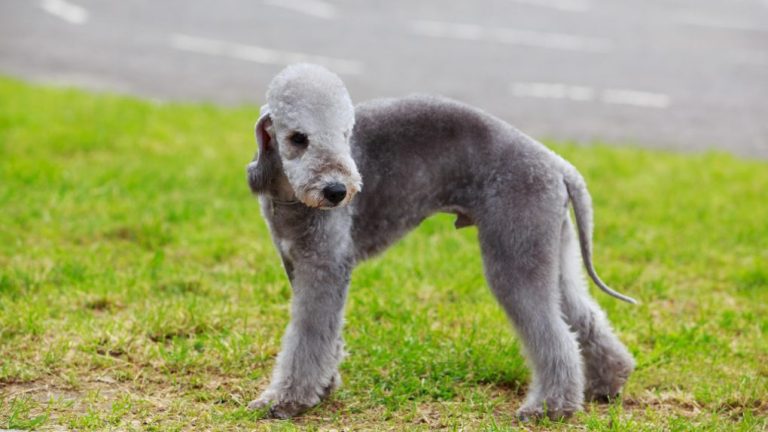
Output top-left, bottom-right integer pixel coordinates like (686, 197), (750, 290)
(511, 83), (595, 101)
(410, 20), (613, 53)
(40, 0), (88, 25)
(262, 0), (337, 19)
(678, 16), (768, 33)
(511, 82), (670, 108)
(601, 89), (670, 108)
(506, 0), (592, 12)
(169, 34), (363, 75)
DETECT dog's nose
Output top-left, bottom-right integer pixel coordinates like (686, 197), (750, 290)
(322, 183), (347, 206)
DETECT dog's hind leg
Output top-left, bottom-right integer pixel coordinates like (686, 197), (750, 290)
(558, 217), (635, 402)
(477, 201), (584, 420)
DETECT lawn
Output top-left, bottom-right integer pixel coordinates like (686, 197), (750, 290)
(0, 77), (766, 431)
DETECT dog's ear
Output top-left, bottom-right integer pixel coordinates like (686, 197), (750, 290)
(255, 104), (273, 153)
(248, 105), (282, 194)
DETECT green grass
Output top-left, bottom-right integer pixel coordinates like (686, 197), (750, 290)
(0, 77), (766, 431)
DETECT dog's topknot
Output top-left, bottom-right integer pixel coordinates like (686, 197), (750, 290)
(266, 63), (354, 133)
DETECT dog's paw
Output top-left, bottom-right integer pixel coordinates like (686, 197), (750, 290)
(584, 357), (634, 403)
(517, 407), (576, 422)
(584, 381), (627, 403)
(516, 399), (581, 422)
(247, 371), (341, 419)
(321, 371), (342, 398)
(247, 395), (314, 419)
(270, 401), (313, 419)
(246, 396), (272, 412)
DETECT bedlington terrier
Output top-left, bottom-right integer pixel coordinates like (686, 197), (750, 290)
(246, 63), (636, 421)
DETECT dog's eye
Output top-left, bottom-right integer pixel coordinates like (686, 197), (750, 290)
(289, 132), (309, 147)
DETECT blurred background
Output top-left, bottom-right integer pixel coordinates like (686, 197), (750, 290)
(1, 0), (766, 157)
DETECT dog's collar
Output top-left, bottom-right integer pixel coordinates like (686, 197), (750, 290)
(269, 198), (302, 206)
(268, 198), (302, 217)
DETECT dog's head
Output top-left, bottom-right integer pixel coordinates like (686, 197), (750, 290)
(247, 64), (361, 209)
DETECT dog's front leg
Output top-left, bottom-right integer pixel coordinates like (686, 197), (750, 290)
(249, 253), (352, 418)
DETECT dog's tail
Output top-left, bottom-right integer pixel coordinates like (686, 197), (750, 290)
(563, 168), (638, 304)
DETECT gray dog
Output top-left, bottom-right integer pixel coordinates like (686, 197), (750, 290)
(246, 63), (636, 421)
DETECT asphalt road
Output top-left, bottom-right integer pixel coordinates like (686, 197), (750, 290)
(1, 0), (767, 157)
